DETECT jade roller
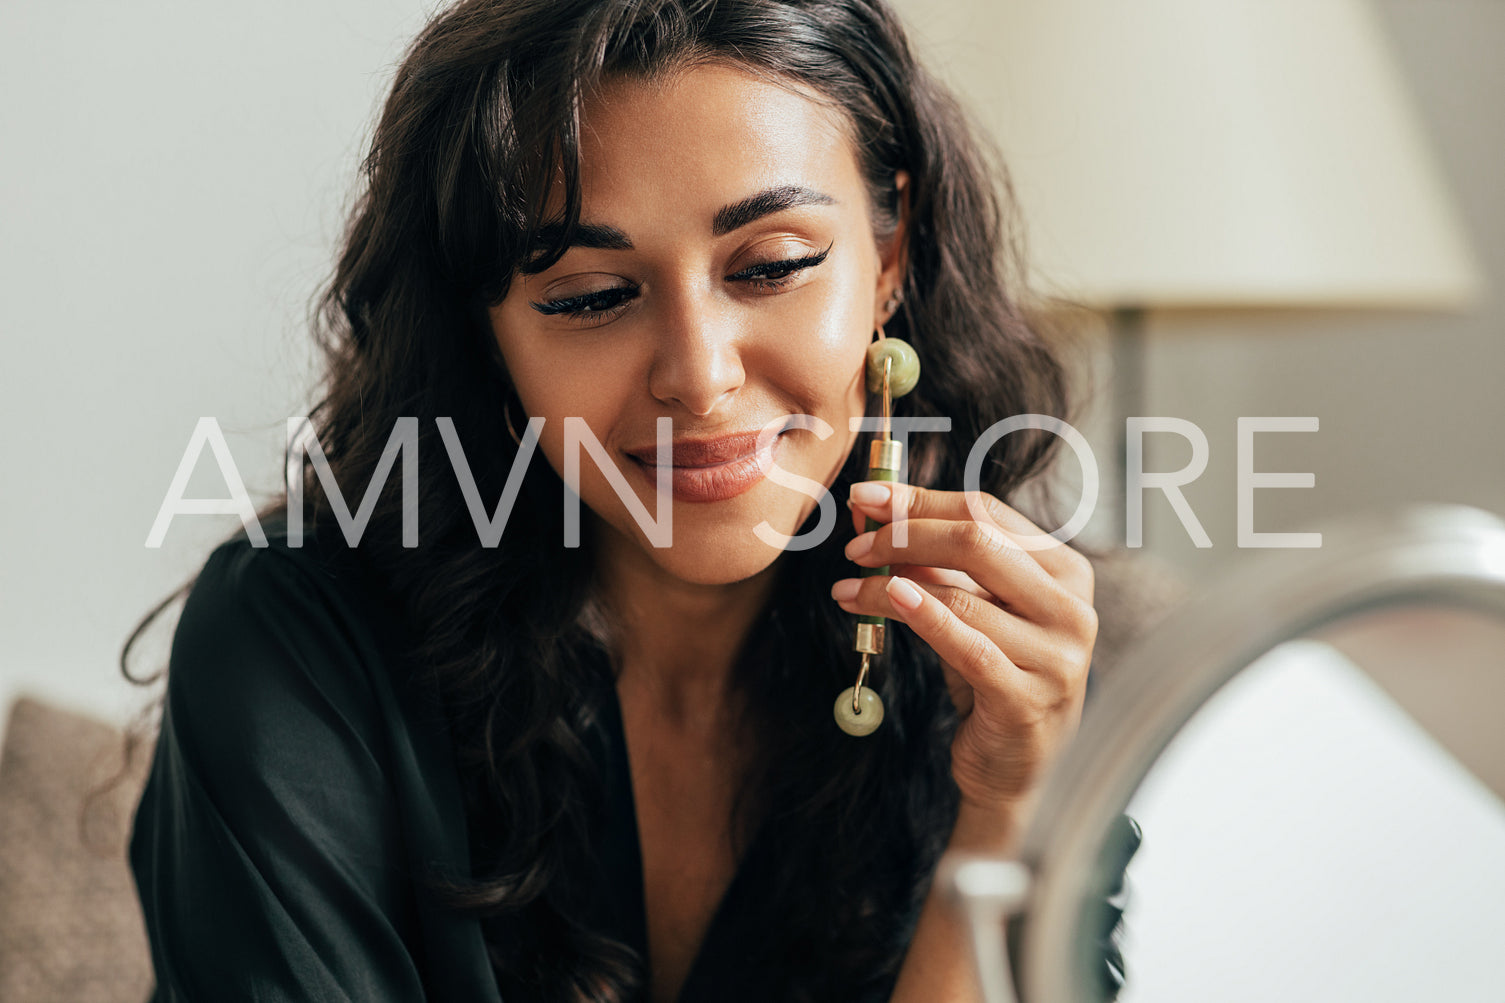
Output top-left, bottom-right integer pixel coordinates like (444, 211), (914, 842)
(834, 328), (920, 737)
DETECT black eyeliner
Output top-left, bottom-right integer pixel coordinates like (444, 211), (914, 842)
(530, 285), (639, 316)
(732, 242), (833, 279)
(531, 239), (835, 318)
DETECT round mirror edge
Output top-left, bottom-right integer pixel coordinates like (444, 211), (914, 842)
(1009, 503), (1505, 1003)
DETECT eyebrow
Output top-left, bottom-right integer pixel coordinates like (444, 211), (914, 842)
(520, 184), (836, 273)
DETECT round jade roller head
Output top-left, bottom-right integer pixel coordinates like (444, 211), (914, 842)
(865, 338), (920, 398)
(834, 686), (885, 736)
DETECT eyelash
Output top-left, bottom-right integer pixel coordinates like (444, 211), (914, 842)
(531, 243), (834, 325)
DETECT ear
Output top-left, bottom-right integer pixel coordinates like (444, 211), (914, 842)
(874, 170), (912, 326)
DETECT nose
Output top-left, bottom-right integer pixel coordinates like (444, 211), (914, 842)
(646, 291), (746, 417)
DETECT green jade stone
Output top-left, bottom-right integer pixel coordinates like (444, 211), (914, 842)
(865, 337), (920, 398)
(834, 685), (885, 737)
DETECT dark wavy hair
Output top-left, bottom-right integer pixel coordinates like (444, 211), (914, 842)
(113, 1), (1083, 1000)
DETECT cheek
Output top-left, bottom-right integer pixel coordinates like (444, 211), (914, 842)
(509, 364), (617, 484)
(755, 304), (870, 478)
(771, 244), (864, 340)
(773, 290), (871, 419)
(490, 320), (587, 480)
(491, 302), (613, 419)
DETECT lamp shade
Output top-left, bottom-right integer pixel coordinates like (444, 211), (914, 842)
(943, 0), (1480, 309)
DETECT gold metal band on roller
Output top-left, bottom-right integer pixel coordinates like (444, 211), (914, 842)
(868, 439), (902, 473)
(854, 621), (885, 656)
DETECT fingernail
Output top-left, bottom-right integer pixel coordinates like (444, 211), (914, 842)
(831, 578), (861, 602)
(886, 576), (923, 611)
(850, 482), (891, 506)
(845, 531), (876, 560)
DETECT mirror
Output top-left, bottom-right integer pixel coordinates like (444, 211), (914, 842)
(941, 504), (1505, 1003)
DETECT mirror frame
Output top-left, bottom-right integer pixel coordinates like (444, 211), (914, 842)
(941, 502), (1505, 1003)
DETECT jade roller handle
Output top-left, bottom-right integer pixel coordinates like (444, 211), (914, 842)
(856, 438), (902, 643)
(858, 458), (898, 609)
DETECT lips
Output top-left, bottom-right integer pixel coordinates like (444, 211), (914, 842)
(623, 426), (789, 503)
(624, 431), (767, 467)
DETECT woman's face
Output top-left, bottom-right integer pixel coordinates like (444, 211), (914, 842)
(488, 61), (905, 587)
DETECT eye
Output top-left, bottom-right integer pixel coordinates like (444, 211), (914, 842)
(530, 284), (639, 326)
(526, 240), (835, 326)
(730, 241), (834, 292)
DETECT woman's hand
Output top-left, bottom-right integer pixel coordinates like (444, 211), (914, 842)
(832, 480), (1098, 830)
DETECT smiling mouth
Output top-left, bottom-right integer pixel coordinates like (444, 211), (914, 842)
(624, 429), (776, 466)
(623, 428), (790, 503)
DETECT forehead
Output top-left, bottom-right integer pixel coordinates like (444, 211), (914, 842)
(561, 61), (866, 223)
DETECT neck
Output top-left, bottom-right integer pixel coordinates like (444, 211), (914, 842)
(590, 520), (779, 746)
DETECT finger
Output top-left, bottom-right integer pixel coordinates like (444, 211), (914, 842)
(891, 563), (991, 599)
(831, 574), (1084, 679)
(868, 574), (1015, 697)
(847, 493), (876, 539)
(847, 518), (1092, 632)
(848, 480), (1093, 596)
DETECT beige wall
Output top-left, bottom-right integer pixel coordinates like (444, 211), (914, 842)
(894, 0), (1505, 583)
(1141, 2), (1505, 580)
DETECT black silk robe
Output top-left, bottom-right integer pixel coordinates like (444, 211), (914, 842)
(128, 521), (1137, 1002)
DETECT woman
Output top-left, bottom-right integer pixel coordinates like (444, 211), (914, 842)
(122, 1), (1125, 1001)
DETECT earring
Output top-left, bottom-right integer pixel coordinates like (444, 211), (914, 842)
(835, 321), (920, 737)
(503, 391), (527, 447)
(883, 285), (905, 320)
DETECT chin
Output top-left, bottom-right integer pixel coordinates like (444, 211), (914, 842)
(654, 552), (777, 587)
(588, 474), (833, 587)
(647, 518), (791, 586)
